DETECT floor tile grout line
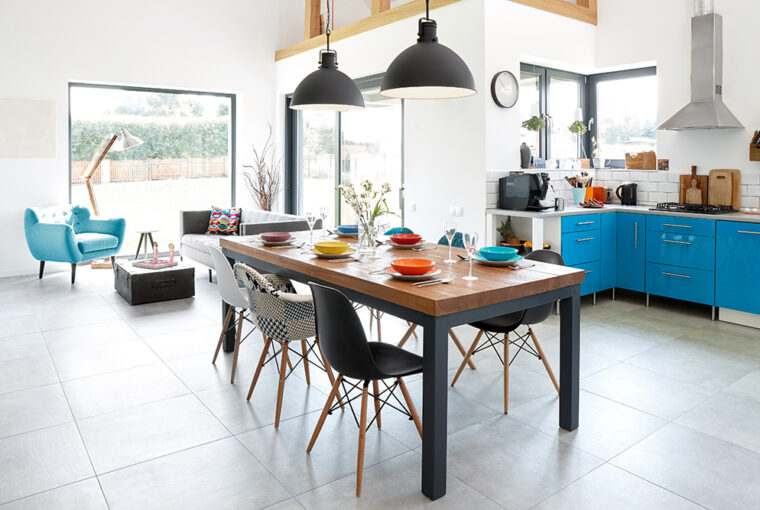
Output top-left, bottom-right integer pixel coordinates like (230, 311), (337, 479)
(611, 464), (712, 510)
(525, 462), (610, 510)
(0, 476), (102, 508)
(446, 469), (510, 509)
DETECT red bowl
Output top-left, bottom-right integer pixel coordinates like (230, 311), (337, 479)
(391, 258), (435, 276)
(390, 233), (423, 245)
(260, 232), (291, 242)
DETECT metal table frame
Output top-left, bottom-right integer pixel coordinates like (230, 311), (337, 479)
(221, 247), (580, 501)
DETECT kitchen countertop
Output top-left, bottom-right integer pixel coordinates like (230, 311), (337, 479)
(486, 205), (760, 224)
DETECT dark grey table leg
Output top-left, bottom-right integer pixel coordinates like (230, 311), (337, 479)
(421, 317), (448, 500)
(559, 285), (580, 431)
(222, 256), (237, 353)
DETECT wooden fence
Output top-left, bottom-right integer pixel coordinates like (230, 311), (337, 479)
(71, 156), (229, 184)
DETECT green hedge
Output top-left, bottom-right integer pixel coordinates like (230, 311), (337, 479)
(71, 119), (229, 161)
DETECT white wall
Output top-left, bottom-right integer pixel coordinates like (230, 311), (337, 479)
(597, 0), (760, 208)
(0, 0), (278, 276)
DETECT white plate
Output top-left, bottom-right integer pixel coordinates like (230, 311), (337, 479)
(334, 232), (358, 238)
(311, 248), (356, 259)
(383, 267), (441, 281)
(472, 254), (524, 267)
(386, 240), (425, 249)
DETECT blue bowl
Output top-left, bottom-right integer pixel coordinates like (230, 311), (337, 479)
(478, 246), (519, 261)
(336, 224), (359, 234)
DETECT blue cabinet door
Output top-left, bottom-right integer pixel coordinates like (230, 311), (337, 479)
(600, 213), (617, 291)
(646, 262), (715, 306)
(575, 261), (601, 296)
(561, 231), (601, 266)
(616, 213), (646, 292)
(645, 230), (716, 271)
(716, 221), (760, 314)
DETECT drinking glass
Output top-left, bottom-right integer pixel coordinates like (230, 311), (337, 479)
(443, 222), (457, 264)
(306, 212), (317, 246)
(463, 232), (478, 281)
(319, 206), (328, 236)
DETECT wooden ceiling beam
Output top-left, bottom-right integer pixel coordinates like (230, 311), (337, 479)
(371, 0), (391, 15)
(304, 0), (322, 40)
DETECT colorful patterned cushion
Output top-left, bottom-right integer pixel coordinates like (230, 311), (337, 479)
(206, 206), (241, 235)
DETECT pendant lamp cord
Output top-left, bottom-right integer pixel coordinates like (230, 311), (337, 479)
(425, 0), (430, 20)
(326, 0), (332, 51)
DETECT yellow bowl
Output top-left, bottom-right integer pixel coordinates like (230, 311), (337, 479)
(314, 241), (350, 254)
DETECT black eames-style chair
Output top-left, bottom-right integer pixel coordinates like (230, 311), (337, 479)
(450, 250), (562, 414)
(307, 282), (423, 497)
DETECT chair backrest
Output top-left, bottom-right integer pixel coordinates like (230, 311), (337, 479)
(309, 282), (383, 381)
(522, 249), (565, 324)
(438, 232), (464, 248)
(208, 246), (248, 309)
(384, 227), (413, 235)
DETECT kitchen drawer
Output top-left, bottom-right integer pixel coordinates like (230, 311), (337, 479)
(561, 231), (601, 266)
(716, 221), (760, 314)
(646, 215), (715, 237)
(645, 230), (716, 271)
(562, 214), (601, 234)
(573, 261), (600, 297)
(646, 262), (714, 306)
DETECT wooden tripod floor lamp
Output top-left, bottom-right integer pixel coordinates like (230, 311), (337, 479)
(83, 128), (144, 268)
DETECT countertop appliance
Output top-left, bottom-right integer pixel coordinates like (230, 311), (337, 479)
(616, 182), (638, 206)
(650, 202), (735, 214)
(498, 172), (551, 211)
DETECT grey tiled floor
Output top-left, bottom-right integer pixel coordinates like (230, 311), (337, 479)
(1, 264), (759, 509)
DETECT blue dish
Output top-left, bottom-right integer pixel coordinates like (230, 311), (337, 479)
(472, 253), (523, 264)
(336, 224), (359, 234)
(478, 246), (519, 261)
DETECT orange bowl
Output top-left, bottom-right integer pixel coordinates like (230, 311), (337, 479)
(390, 233), (423, 245)
(391, 258), (435, 276)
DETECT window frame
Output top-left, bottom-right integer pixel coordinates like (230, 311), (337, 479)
(67, 82), (236, 205)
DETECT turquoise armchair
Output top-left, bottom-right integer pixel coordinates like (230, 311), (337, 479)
(24, 206), (126, 283)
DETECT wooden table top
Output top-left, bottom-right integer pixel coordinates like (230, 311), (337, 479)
(221, 233), (584, 317)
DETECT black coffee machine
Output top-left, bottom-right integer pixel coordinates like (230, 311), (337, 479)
(498, 172), (552, 211)
(616, 182), (638, 205)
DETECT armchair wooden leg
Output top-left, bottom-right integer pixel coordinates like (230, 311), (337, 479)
(213, 307), (234, 364)
(274, 341), (289, 428)
(372, 380), (382, 429)
(449, 329), (477, 370)
(307, 374), (342, 453)
(247, 336), (272, 400)
(316, 339), (344, 410)
(376, 311), (382, 342)
(397, 377), (422, 439)
(451, 330), (484, 387)
(504, 333), (510, 414)
(70, 263), (77, 284)
(230, 310), (244, 383)
(356, 382), (369, 497)
(301, 339), (311, 385)
(396, 323), (418, 348)
(529, 328), (559, 394)
(38, 261), (45, 279)
(408, 321), (418, 340)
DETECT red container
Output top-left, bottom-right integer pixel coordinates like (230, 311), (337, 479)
(391, 258), (435, 275)
(390, 233), (423, 245)
(260, 232), (291, 242)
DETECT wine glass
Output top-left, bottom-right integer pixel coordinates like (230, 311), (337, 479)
(443, 222), (457, 264)
(306, 212), (317, 246)
(463, 232), (478, 281)
(319, 206), (328, 236)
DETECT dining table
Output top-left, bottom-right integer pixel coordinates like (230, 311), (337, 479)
(219, 233), (584, 501)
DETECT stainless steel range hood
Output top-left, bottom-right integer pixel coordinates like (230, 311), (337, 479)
(658, 13), (743, 131)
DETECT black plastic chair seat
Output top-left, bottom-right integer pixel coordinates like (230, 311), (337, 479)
(369, 342), (423, 378)
(470, 310), (524, 334)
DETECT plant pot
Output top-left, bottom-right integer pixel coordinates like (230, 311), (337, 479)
(520, 143), (532, 169)
(593, 157), (605, 168)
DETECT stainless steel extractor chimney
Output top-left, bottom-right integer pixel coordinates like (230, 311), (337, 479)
(658, 13), (743, 131)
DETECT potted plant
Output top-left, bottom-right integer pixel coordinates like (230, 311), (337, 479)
(568, 120), (588, 161)
(338, 180), (396, 254)
(497, 218), (521, 248)
(243, 124), (282, 211)
(520, 116), (546, 169)
(591, 136), (605, 168)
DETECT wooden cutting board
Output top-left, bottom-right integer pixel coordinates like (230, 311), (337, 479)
(679, 174), (708, 204)
(708, 169), (733, 207)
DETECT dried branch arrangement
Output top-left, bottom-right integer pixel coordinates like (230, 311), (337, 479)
(243, 124), (282, 211)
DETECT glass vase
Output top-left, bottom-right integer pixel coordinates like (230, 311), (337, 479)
(358, 220), (375, 255)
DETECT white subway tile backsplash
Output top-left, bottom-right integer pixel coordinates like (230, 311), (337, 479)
(649, 192), (667, 203)
(612, 171), (629, 181)
(487, 182), (498, 194)
(648, 172), (669, 183)
(667, 172), (683, 183)
(629, 171), (650, 182)
(659, 182), (678, 193)
(636, 191), (649, 204)
(596, 170), (612, 180)
(638, 182), (658, 192)
(743, 173), (760, 185)
(666, 192), (679, 203)
(748, 185), (760, 197)
(741, 196), (760, 209)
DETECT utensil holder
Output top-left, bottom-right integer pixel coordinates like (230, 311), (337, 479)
(571, 188), (586, 205)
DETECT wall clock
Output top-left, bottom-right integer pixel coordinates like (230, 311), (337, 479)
(491, 71), (519, 108)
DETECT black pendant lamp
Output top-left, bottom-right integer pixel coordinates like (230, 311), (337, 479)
(290, 0), (364, 111)
(380, 0), (476, 99)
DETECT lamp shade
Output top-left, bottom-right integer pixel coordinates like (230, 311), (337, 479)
(113, 128), (144, 152)
(380, 20), (476, 99)
(290, 51), (365, 112)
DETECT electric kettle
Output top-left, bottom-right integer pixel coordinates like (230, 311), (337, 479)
(616, 182), (638, 205)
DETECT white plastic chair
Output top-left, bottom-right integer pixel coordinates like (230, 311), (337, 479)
(209, 245), (252, 383)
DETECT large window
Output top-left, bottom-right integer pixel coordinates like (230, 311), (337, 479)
(290, 75), (403, 227)
(69, 84), (234, 254)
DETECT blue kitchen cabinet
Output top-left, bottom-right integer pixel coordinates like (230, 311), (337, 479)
(645, 230), (716, 271)
(561, 213), (602, 296)
(646, 262), (715, 306)
(616, 213), (646, 292)
(716, 221), (760, 314)
(600, 213), (617, 291)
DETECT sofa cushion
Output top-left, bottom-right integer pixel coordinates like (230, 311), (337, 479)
(182, 233), (222, 252)
(206, 206), (241, 235)
(240, 209), (299, 224)
(76, 233), (119, 253)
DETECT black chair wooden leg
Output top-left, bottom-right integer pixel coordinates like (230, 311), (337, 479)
(70, 263), (77, 284)
(38, 261), (45, 279)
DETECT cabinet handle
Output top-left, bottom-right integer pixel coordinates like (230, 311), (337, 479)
(662, 223), (692, 229)
(662, 271), (691, 279)
(576, 237), (595, 242)
(577, 221), (595, 225)
(738, 230), (760, 235)
(634, 221), (638, 249)
(662, 239), (692, 245)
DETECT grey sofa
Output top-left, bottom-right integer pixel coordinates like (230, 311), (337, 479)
(180, 209), (321, 271)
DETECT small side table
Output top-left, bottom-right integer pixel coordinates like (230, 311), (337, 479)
(135, 230), (159, 260)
